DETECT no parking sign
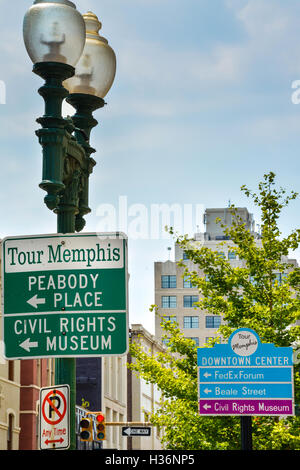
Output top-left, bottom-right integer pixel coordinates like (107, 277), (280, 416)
(39, 385), (70, 450)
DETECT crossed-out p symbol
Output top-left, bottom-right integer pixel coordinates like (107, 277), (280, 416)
(42, 389), (67, 426)
(49, 394), (61, 420)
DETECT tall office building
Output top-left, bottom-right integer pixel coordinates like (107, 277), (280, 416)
(154, 207), (298, 346)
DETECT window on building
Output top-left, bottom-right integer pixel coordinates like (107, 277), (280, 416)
(161, 275), (176, 288)
(113, 410), (118, 447)
(205, 337), (214, 344)
(8, 361), (14, 382)
(184, 316), (199, 328)
(183, 276), (193, 288)
(188, 337), (199, 346)
(161, 296), (177, 308)
(183, 251), (189, 260)
(162, 315), (177, 324)
(273, 273), (288, 285)
(250, 273), (288, 286)
(7, 414), (13, 450)
(205, 316), (221, 328)
(274, 273), (281, 285)
(183, 295), (199, 307)
(105, 407), (111, 444)
(228, 251), (236, 260)
(217, 251), (225, 259)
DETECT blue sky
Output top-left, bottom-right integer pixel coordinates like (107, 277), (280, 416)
(1, 0), (300, 333)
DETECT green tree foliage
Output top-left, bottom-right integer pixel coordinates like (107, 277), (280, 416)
(130, 317), (241, 449)
(128, 173), (300, 449)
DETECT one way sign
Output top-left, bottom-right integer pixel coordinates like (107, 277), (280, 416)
(122, 427), (151, 437)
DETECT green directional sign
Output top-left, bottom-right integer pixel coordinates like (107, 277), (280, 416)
(2, 232), (128, 359)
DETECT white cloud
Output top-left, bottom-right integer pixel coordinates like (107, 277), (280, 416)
(110, 0), (300, 112)
(236, 1), (289, 37)
(226, 0), (300, 67)
(189, 43), (243, 82)
(115, 37), (244, 100)
(0, 110), (37, 138)
(244, 113), (300, 140)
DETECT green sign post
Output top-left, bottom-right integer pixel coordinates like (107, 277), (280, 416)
(2, 232), (128, 359)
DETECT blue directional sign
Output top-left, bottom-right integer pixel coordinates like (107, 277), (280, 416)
(199, 367), (292, 383)
(199, 383), (293, 399)
(197, 328), (295, 416)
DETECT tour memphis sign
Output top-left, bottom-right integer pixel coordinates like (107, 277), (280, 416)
(197, 328), (294, 416)
(2, 233), (128, 359)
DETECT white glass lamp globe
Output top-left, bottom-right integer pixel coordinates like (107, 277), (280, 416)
(64, 11), (116, 98)
(23, 0), (86, 67)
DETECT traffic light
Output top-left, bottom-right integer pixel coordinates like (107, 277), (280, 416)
(79, 416), (93, 442)
(95, 412), (106, 441)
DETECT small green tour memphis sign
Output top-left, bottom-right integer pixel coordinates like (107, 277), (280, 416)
(1, 232), (128, 359)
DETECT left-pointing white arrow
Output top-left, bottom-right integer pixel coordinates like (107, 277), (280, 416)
(204, 372), (211, 378)
(20, 338), (38, 352)
(27, 294), (46, 309)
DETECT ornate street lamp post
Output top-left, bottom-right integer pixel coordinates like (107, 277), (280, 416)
(23, 0), (116, 449)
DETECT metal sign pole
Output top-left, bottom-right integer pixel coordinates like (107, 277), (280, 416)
(240, 416), (253, 451)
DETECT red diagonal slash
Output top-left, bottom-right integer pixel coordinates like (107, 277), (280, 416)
(46, 396), (63, 420)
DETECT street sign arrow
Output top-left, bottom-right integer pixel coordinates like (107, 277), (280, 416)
(20, 338), (38, 352)
(27, 294), (46, 309)
(123, 427), (131, 436)
(45, 438), (64, 445)
(122, 427), (151, 437)
(203, 404), (211, 410)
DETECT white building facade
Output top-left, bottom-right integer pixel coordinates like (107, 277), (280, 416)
(127, 324), (164, 450)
